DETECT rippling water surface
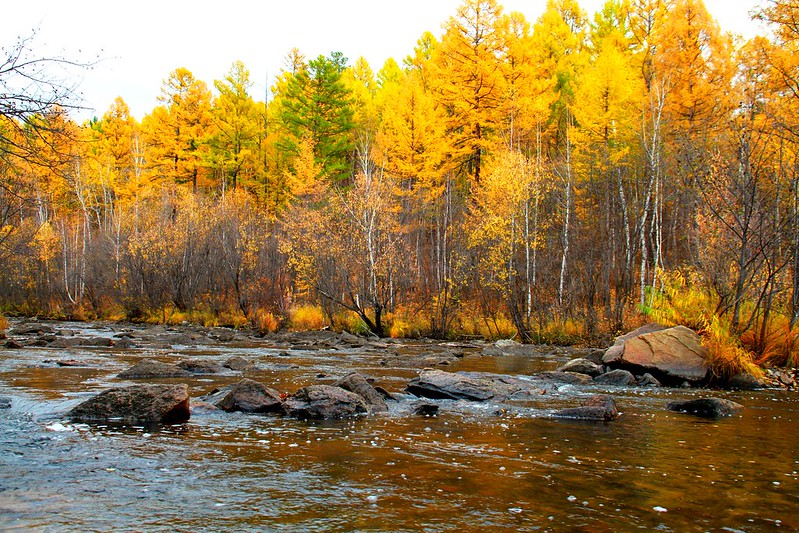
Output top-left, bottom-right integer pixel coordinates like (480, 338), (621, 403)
(0, 321), (797, 531)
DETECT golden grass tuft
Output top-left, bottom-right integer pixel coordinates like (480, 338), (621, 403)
(289, 304), (327, 331)
(250, 308), (281, 334)
(386, 307), (430, 338)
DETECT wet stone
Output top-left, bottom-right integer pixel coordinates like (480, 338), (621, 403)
(594, 369), (637, 386)
(553, 395), (620, 421)
(667, 397), (744, 418)
(177, 359), (224, 374)
(68, 383), (190, 425)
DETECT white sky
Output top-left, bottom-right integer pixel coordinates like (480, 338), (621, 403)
(6, 0), (765, 122)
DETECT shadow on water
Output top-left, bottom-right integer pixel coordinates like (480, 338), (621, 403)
(1, 320), (797, 531)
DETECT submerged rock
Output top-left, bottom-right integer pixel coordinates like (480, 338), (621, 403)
(335, 373), (388, 413)
(284, 385), (368, 420)
(0, 396), (11, 409)
(553, 395), (619, 421)
(209, 378), (283, 414)
(68, 383), (190, 424)
(594, 369), (637, 386)
(603, 324), (709, 384)
(667, 397), (744, 418)
(117, 359), (192, 379)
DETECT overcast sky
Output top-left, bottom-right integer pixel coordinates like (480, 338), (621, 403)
(6, 0), (765, 122)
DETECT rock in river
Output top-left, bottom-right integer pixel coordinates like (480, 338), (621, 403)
(553, 394), (620, 421)
(603, 324), (709, 384)
(208, 378), (284, 414)
(176, 359), (224, 374)
(594, 369), (637, 386)
(667, 397), (744, 418)
(284, 385), (368, 420)
(556, 358), (603, 377)
(223, 355), (254, 372)
(335, 373), (388, 413)
(68, 383), (190, 424)
(117, 359), (192, 379)
(407, 369), (495, 401)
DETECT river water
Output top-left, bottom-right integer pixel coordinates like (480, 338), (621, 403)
(0, 321), (797, 532)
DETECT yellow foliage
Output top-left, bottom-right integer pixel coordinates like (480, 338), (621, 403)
(250, 308), (281, 334)
(289, 304), (327, 331)
(645, 269), (763, 379)
(387, 307), (431, 338)
(0, 314), (8, 333)
(333, 310), (370, 335)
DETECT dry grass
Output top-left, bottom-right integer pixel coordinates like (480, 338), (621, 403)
(289, 304), (327, 331)
(250, 308), (282, 334)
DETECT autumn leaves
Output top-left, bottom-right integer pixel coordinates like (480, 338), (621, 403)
(0, 0), (797, 365)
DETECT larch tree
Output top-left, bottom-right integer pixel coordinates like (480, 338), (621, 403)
(143, 68), (214, 191)
(209, 61), (260, 193)
(435, 0), (506, 185)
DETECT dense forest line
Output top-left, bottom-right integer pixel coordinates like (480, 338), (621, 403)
(1, 0), (798, 373)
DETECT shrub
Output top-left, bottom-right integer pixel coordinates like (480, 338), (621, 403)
(0, 314), (8, 334)
(386, 306), (430, 338)
(250, 308), (281, 334)
(644, 269), (763, 378)
(332, 310), (370, 335)
(289, 304), (327, 331)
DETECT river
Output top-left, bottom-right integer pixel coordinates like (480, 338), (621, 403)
(0, 320), (797, 531)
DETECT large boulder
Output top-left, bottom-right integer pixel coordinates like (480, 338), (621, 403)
(284, 385), (368, 420)
(68, 384), (190, 424)
(553, 395), (619, 421)
(117, 359), (192, 379)
(208, 378), (284, 413)
(667, 397), (744, 418)
(335, 373), (388, 413)
(603, 324), (709, 383)
(407, 370), (495, 401)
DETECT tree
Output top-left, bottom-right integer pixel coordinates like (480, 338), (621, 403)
(276, 52), (355, 183)
(143, 68), (213, 190)
(209, 61), (259, 192)
(435, 0), (506, 184)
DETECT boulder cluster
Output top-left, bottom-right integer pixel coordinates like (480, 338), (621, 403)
(0, 320), (756, 427)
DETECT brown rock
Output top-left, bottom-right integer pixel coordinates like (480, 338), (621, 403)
(667, 397), (744, 418)
(211, 378), (284, 413)
(335, 373), (388, 412)
(603, 325), (709, 383)
(554, 394), (619, 421)
(406, 370), (495, 401)
(68, 384), (190, 425)
(284, 385), (368, 420)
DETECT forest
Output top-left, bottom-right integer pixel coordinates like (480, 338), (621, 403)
(1, 0), (798, 374)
